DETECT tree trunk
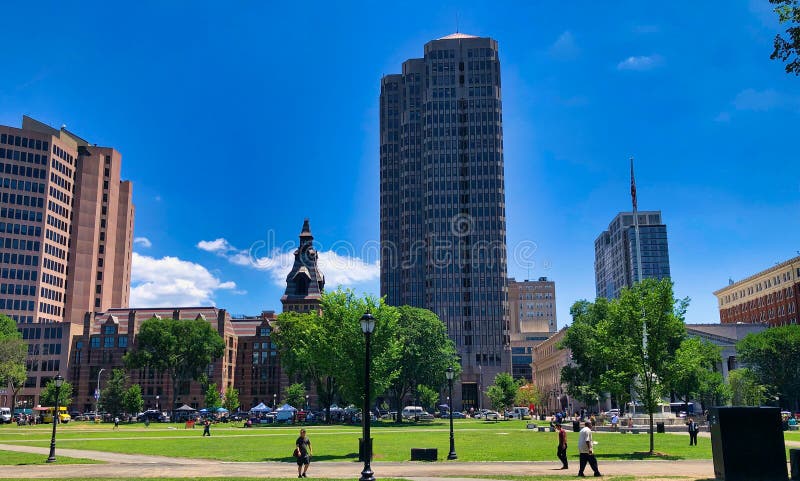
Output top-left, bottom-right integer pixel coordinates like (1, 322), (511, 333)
(649, 411), (654, 453)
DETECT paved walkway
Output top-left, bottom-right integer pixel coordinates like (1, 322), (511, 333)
(0, 443), (720, 479)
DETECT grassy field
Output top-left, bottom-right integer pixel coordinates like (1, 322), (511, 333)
(784, 431), (800, 441)
(0, 449), (98, 465)
(0, 419), (715, 462)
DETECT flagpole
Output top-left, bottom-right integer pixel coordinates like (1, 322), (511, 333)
(631, 157), (646, 352)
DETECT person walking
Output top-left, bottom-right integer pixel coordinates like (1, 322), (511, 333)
(202, 419), (211, 436)
(113, 416), (120, 430)
(555, 422), (569, 469)
(687, 417), (699, 446)
(577, 420), (602, 477)
(295, 428), (312, 478)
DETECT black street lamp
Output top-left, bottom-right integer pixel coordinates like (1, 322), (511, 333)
(46, 374), (64, 463)
(273, 393), (277, 409)
(446, 367), (457, 460)
(359, 311), (376, 481)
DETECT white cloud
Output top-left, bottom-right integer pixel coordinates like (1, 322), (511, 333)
(198, 238), (380, 288)
(197, 238), (236, 253)
(732, 88), (800, 112)
(133, 237), (152, 248)
(616, 54), (663, 71)
(130, 252), (237, 307)
(548, 31), (579, 59)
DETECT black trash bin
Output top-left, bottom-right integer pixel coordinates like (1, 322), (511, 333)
(656, 422), (665, 433)
(572, 420), (580, 432)
(710, 406), (788, 481)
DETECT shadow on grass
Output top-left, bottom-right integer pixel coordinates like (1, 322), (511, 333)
(264, 453), (359, 462)
(598, 451), (684, 461)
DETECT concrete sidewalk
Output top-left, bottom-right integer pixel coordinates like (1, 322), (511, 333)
(0, 442), (719, 479)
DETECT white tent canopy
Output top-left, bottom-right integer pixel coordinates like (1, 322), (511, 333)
(277, 403), (297, 412)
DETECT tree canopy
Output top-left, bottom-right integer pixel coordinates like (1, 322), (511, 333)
(385, 305), (459, 422)
(223, 386), (240, 413)
(204, 383), (222, 409)
(486, 372), (521, 414)
(283, 382), (307, 408)
(561, 278), (688, 453)
(770, 0), (800, 74)
(668, 337), (727, 410)
(737, 324), (800, 410)
(99, 369), (128, 416)
(123, 317), (225, 411)
(274, 288), (402, 418)
(122, 384), (144, 417)
(0, 314), (26, 410)
(40, 379), (73, 408)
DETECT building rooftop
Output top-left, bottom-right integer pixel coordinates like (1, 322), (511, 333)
(438, 33), (478, 40)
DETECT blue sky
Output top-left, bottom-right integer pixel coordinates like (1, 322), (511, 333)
(1, 1), (798, 324)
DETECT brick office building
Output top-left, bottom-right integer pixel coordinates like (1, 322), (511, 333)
(0, 116), (133, 407)
(714, 255), (800, 326)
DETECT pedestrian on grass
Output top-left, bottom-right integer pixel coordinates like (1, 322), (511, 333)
(202, 419), (211, 436)
(555, 422), (568, 469)
(577, 420), (602, 477)
(687, 417), (699, 446)
(295, 428), (312, 478)
(113, 416), (120, 430)
(610, 414), (619, 432)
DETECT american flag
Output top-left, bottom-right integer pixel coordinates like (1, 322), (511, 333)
(630, 157), (637, 211)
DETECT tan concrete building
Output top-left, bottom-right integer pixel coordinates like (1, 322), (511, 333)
(508, 277), (557, 381)
(1, 116), (133, 408)
(713, 255), (800, 327)
(532, 327), (574, 414)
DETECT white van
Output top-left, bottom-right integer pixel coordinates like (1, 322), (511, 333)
(0, 407), (11, 423)
(511, 407), (530, 419)
(402, 406), (425, 419)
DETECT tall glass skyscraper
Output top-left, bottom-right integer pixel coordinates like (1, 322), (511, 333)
(594, 211), (671, 299)
(380, 34), (509, 409)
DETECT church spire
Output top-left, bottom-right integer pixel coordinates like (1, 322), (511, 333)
(280, 219), (325, 313)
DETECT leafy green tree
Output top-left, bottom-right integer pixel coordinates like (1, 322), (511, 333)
(283, 382), (306, 408)
(204, 383), (222, 409)
(274, 288), (401, 419)
(770, 0), (800, 74)
(605, 278), (688, 453)
(124, 317), (225, 411)
(728, 368), (768, 406)
(413, 384), (437, 413)
(737, 325), (800, 410)
(99, 369), (127, 416)
(40, 379), (73, 408)
(668, 337), (726, 411)
(0, 314), (26, 411)
(385, 306), (459, 423)
(123, 384), (144, 418)
(560, 299), (611, 408)
(486, 372), (521, 414)
(223, 386), (240, 413)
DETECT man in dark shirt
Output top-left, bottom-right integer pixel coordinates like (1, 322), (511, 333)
(687, 417), (699, 446)
(556, 422), (568, 469)
(296, 428), (312, 478)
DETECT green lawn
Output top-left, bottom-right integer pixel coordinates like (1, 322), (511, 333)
(0, 449), (98, 465)
(784, 431), (800, 441)
(0, 419), (715, 462)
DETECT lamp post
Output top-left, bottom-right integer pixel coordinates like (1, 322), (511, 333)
(156, 395), (160, 412)
(273, 393), (277, 410)
(305, 395), (309, 411)
(95, 368), (105, 416)
(446, 366), (457, 460)
(46, 374), (64, 463)
(359, 311), (375, 481)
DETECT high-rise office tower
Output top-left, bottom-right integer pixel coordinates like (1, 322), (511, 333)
(0, 116), (134, 325)
(380, 34), (509, 409)
(594, 211), (671, 299)
(507, 277), (557, 382)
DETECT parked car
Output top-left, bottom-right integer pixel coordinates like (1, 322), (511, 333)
(441, 411), (466, 419)
(137, 410), (167, 423)
(0, 407), (11, 424)
(476, 410), (500, 420)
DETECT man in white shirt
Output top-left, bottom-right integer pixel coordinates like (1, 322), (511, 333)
(577, 420), (602, 477)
